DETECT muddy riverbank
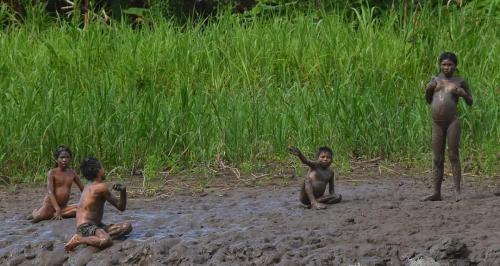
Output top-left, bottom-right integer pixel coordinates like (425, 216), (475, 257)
(1, 168), (499, 265)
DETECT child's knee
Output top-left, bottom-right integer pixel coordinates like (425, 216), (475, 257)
(123, 222), (132, 234)
(32, 209), (52, 221)
(448, 152), (460, 164)
(433, 157), (444, 166)
(99, 236), (112, 248)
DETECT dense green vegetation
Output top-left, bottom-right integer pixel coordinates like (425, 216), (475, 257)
(0, 3), (498, 182)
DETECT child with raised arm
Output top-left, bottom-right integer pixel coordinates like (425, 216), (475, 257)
(289, 146), (342, 210)
(64, 157), (132, 251)
(31, 145), (84, 223)
(423, 52), (473, 201)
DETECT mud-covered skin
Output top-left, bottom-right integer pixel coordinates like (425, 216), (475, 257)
(289, 147), (341, 209)
(426, 76), (473, 121)
(423, 58), (473, 201)
(31, 151), (84, 223)
(65, 167), (132, 252)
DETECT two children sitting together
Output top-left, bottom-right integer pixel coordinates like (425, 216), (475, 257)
(31, 146), (132, 251)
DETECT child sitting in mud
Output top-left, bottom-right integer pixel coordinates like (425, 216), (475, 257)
(423, 52), (473, 202)
(31, 145), (84, 223)
(64, 157), (132, 251)
(289, 146), (342, 209)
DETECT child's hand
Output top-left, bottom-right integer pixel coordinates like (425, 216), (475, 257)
(453, 87), (466, 96)
(112, 183), (126, 192)
(288, 146), (301, 156)
(53, 209), (63, 220)
(428, 76), (438, 89)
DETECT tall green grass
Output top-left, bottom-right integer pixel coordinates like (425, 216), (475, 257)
(0, 4), (498, 181)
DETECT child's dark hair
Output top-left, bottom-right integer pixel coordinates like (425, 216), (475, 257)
(80, 157), (101, 181)
(439, 52), (458, 65)
(316, 146), (333, 158)
(54, 145), (72, 167)
(54, 145), (72, 159)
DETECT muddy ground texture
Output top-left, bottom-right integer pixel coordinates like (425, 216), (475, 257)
(1, 165), (500, 266)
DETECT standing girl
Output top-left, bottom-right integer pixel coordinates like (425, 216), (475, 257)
(423, 52), (473, 201)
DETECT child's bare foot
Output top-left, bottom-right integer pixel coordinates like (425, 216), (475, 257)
(422, 194), (442, 201)
(64, 234), (82, 252)
(312, 202), (327, 210)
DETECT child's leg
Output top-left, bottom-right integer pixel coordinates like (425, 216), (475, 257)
(60, 204), (78, 218)
(317, 194), (342, 204)
(106, 222), (133, 239)
(299, 181), (311, 206)
(64, 229), (112, 251)
(447, 118), (461, 200)
(31, 201), (55, 223)
(423, 120), (446, 201)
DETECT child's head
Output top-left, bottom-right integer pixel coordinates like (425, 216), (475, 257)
(316, 146), (333, 167)
(80, 157), (103, 181)
(54, 145), (72, 168)
(439, 52), (458, 65)
(438, 52), (458, 77)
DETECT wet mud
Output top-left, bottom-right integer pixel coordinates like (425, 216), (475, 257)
(1, 172), (500, 265)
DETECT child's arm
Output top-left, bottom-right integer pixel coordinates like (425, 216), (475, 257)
(425, 76), (437, 104)
(104, 184), (127, 211)
(288, 147), (317, 168)
(328, 171), (335, 195)
(73, 174), (84, 192)
(46, 171), (62, 220)
(457, 80), (473, 106)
